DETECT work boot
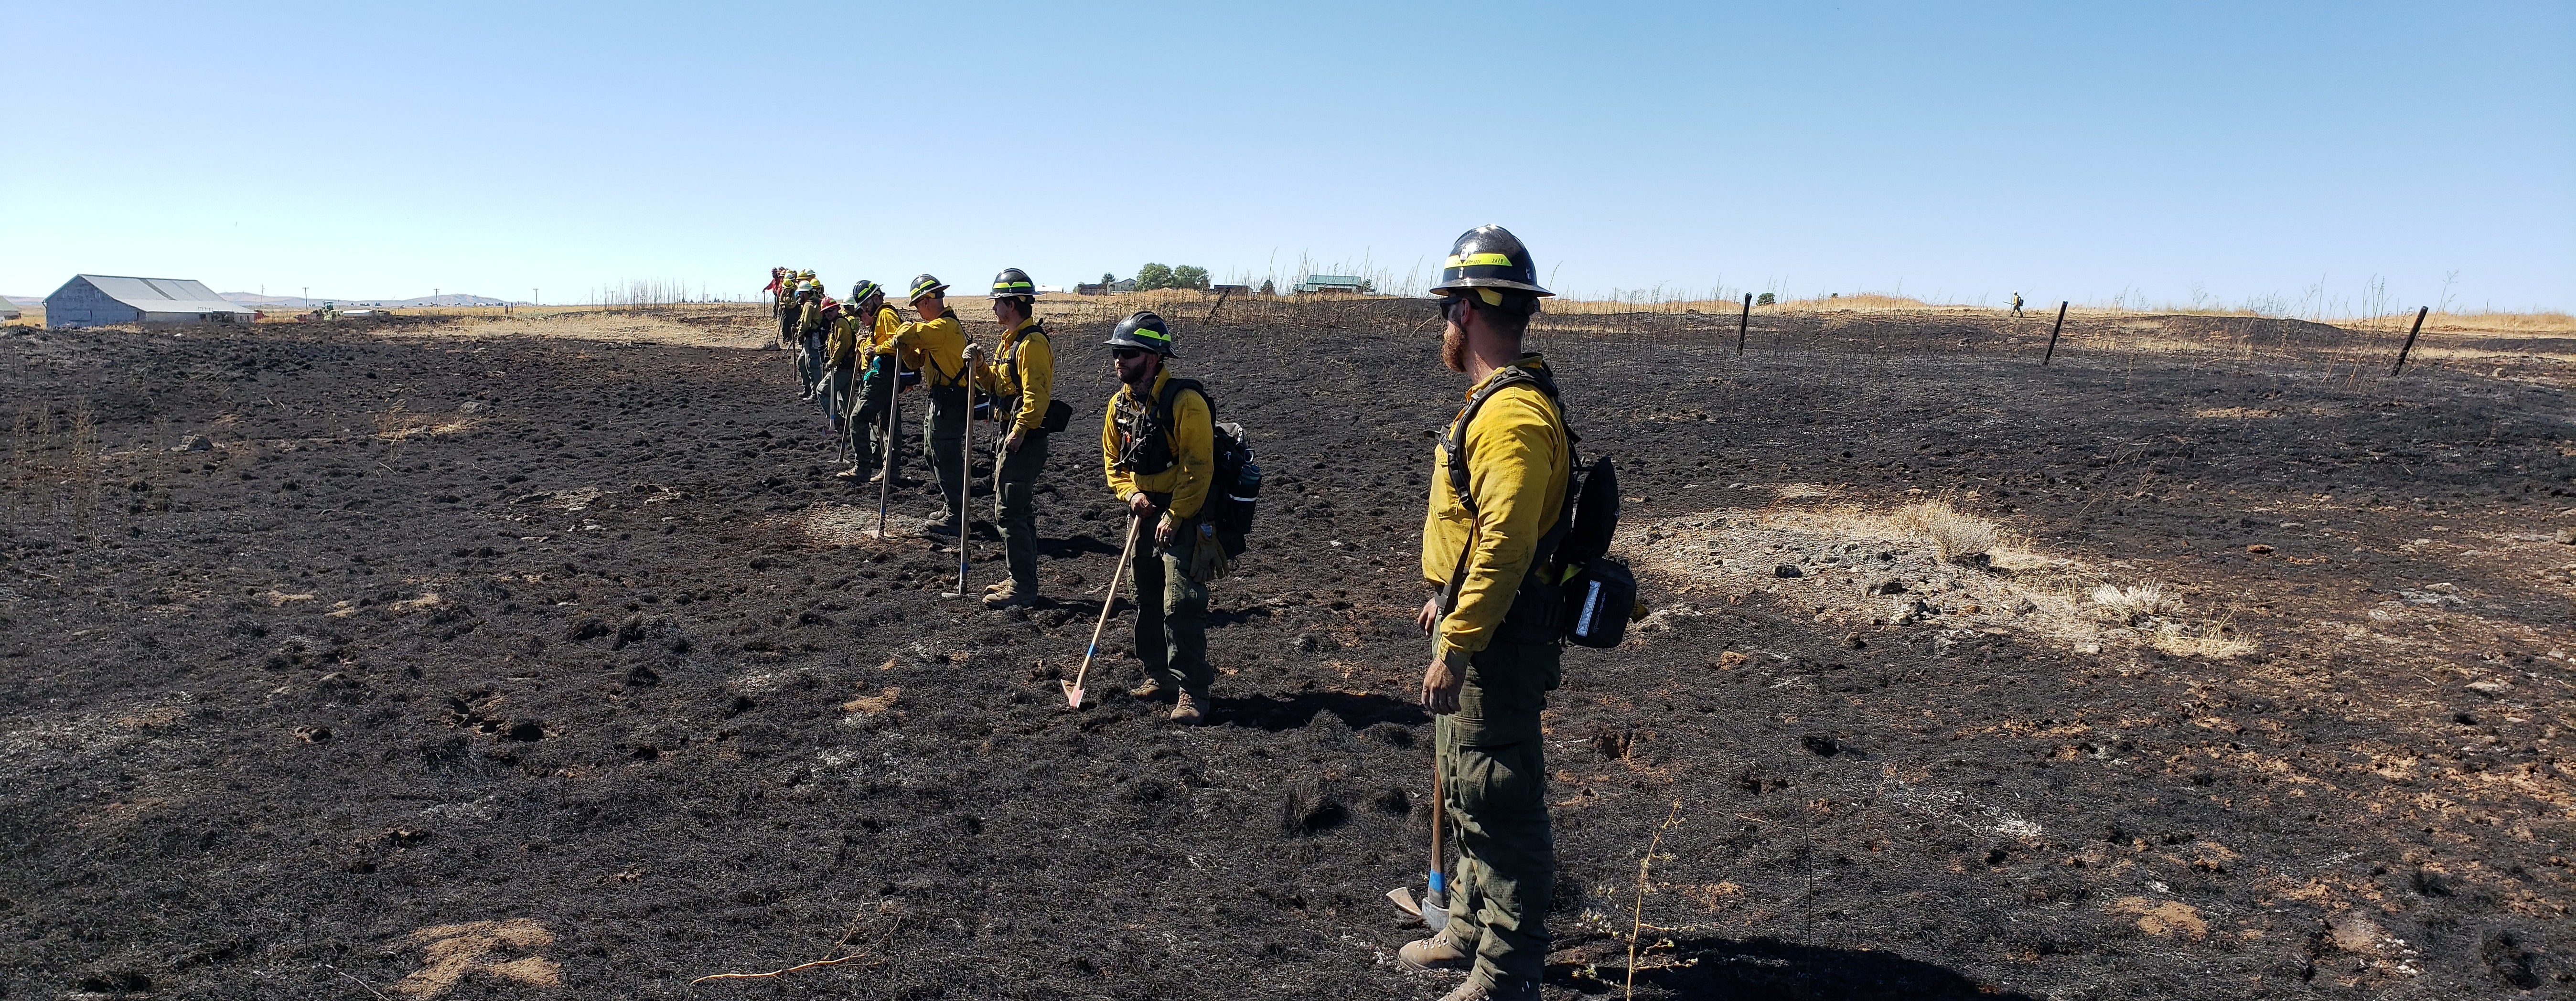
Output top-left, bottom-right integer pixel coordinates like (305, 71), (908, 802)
(1435, 972), (1538, 1001)
(921, 518), (959, 537)
(1169, 689), (1207, 725)
(984, 579), (1010, 594)
(1128, 677), (1169, 701)
(865, 469), (888, 484)
(1396, 928), (1472, 973)
(836, 466), (863, 479)
(982, 580), (1034, 610)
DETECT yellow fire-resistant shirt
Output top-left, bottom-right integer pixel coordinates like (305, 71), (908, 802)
(1421, 355), (1570, 666)
(796, 300), (827, 337)
(866, 305), (901, 355)
(1102, 367), (1213, 526)
(973, 317), (1055, 438)
(825, 307), (872, 368)
(886, 313), (968, 388)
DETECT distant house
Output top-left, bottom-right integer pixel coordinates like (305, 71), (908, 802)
(1075, 279), (1140, 296)
(1294, 275), (1367, 294)
(44, 275), (256, 328)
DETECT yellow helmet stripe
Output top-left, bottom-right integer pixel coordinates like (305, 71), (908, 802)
(1443, 252), (1514, 268)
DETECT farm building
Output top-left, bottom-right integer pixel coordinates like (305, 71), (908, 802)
(44, 275), (256, 329)
(1074, 278), (1140, 296)
(1294, 275), (1367, 294)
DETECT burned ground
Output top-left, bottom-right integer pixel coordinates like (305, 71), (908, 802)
(2, 304), (2571, 1000)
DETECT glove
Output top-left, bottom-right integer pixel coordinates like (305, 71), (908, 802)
(1188, 521), (1231, 583)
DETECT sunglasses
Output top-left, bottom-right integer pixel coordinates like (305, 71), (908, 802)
(1111, 348), (1148, 360)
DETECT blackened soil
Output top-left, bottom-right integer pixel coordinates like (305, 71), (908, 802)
(1, 307), (2570, 1000)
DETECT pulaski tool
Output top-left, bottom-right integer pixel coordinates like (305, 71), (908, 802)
(1063, 515), (1139, 709)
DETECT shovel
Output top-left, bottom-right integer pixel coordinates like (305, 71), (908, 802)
(1391, 547), (1472, 929)
(1063, 516), (1139, 709)
(874, 351), (901, 539)
(940, 351), (977, 598)
(1385, 763), (1450, 931)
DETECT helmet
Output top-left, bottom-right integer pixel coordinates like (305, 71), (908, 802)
(851, 280), (880, 303)
(799, 270), (815, 280)
(1105, 310), (1176, 357)
(797, 281), (818, 295)
(1428, 224), (1552, 299)
(989, 267), (1036, 298)
(907, 274), (949, 302)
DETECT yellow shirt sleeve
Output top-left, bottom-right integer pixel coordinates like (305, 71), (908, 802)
(1009, 330), (1054, 438)
(1426, 384), (1568, 663)
(870, 307), (902, 354)
(1102, 389), (1137, 500)
(825, 314), (858, 366)
(1161, 388), (1213, 522)
(892, 316), (966, 385)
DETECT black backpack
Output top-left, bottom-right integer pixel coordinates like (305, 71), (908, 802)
(1122, 377), (1261, 557)
(1438, 364), (1633, 649)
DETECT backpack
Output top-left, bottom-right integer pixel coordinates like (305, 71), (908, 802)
(1120, 377), (1261, 557)
(1438, 364), (1634, 649)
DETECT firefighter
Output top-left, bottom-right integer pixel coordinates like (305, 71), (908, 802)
(817, 283), (873, 437)
(795, 279), (832, 401)
(2011, 291), (2026, 318)
(888, 275), (974, 534)
(836, 280), (902, 479)
(971, 268), (1056, 609)
(1099, 311), (1215, 724)
(1396, 225), (1567, 1001)
(770, 266), (796, 346)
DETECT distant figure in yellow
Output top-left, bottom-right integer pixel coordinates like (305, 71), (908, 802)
(2010, 291), (2025, 318)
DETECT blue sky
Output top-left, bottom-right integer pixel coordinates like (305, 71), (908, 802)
(4, 1), (2569, 312)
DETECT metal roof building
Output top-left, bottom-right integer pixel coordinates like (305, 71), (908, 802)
(44, 274), (256, 329)
(1293, 275), (1366, 294)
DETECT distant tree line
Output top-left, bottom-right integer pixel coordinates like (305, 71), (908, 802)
(1132, 263), (1209, 291)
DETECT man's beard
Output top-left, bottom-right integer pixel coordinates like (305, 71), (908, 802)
(1440, 325), (1468, 373)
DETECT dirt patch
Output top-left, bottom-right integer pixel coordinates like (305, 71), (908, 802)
(393, 919), (560, 997)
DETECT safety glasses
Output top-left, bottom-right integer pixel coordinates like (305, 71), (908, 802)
(1111, 348), (1148, 360)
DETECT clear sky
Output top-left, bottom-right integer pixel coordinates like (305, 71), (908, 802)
(4, 1), (2569, 313)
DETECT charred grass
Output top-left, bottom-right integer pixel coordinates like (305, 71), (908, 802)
(0, 305), (2570, 1000)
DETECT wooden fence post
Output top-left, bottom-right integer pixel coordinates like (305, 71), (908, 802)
(2042, 301), (2068, 364)
(1736, 292), (1751, 354)
(2390, 305), (2428, 375)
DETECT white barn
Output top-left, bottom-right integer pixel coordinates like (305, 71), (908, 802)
(45, 275), (256, 329)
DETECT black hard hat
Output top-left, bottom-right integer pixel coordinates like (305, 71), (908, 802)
(1104, 310), (1177, 358)
(989, 268), (1037, 298)
(1428, 224), (1553, 298)
(907, 274), (949, 302)
(850, 279), (881, 303)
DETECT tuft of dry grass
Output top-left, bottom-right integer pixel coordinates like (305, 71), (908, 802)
(2089, 584), (2178, 626)
(2149, 618), (2256, 659)
(1891, 500), (1996, 564)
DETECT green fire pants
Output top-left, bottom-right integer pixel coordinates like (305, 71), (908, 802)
(1437, 638), (1559, 988)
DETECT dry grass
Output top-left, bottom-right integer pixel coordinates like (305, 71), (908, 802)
(2089, 584), (2179, 626)
(1890, 500), (1997, 564)
(2149, 618), (2257, 659)
(2402, 310), (2575, 335)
